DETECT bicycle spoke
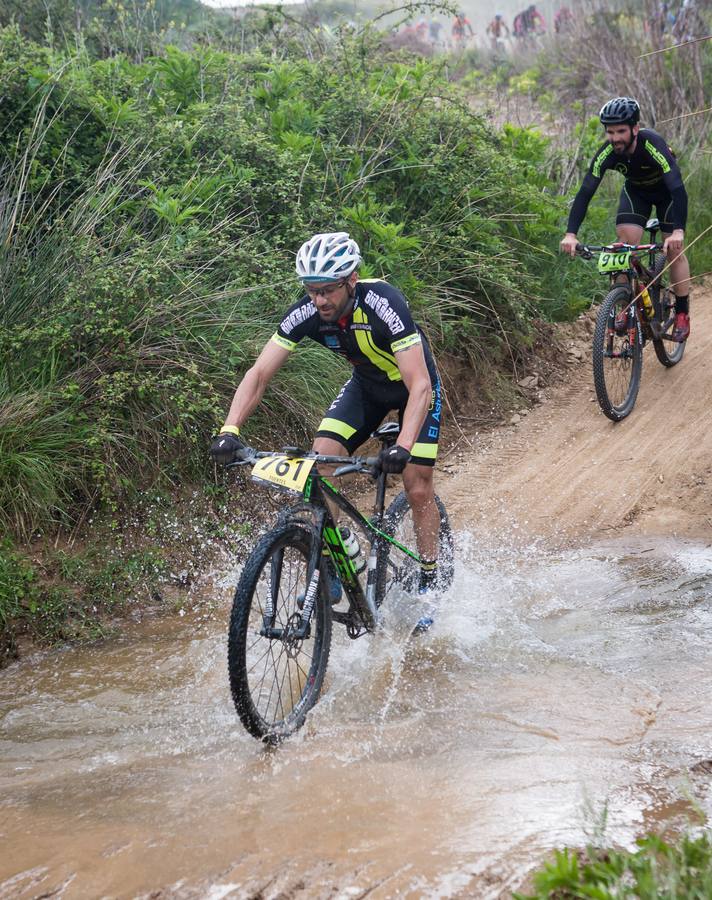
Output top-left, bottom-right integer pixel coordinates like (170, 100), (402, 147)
(233, 523), (332, 738)
(239, 539), (319, 728)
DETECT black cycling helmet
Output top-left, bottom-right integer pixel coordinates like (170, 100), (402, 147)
(599, 96), (640, 126)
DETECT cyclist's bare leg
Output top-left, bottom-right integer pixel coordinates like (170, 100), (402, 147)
(615, 224), (643, 285)
(401, 463), (439, 561)
(312, 436), (348, 460)
(667, 250), (690, 297)
(312, 434), (348, 478)
(616, 223), (643, 244)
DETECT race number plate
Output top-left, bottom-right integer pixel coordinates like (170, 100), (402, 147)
(251, 455), (315, 494)
(597, 250), (631, 273)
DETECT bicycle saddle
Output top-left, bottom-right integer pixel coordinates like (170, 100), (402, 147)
(372, 421), (400, 445)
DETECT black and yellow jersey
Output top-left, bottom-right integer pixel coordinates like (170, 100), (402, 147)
(270, 279), (437, 389)
(567, 128), (687, 234)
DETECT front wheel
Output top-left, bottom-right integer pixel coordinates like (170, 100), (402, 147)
(649, 254), (685, 368)
(227, 522), (332, 742)
(375, 491), (454, 603)
(592, 285), (642, 422)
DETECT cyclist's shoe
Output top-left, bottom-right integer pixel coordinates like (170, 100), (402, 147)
(411, 567), (438, 635)
(418, 567), (438, 593)
(322, 555), (342, 605)
(672, 312), (690, 342)
(412, 615), (434, 636)
(614, 310), (629, 334)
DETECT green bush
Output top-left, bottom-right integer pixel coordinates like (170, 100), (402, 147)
(684, 153), (712, 277)
(0, 27), (573, 539)
(516, 831), (712, 899)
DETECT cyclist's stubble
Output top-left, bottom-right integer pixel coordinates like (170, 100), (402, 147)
(314, 284), (356, 323)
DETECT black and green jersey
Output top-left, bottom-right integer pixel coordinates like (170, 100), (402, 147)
(271, 279), (437, 388)
(567, 128), (687, 234)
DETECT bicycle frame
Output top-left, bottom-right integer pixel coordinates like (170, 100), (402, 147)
(578, 240), (675, 343)
(236, 450), (423, 640)
(306, 473), (421, 635)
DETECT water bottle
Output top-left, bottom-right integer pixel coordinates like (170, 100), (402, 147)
(641, 285), (654, 319)
(338, 526), (366, 574)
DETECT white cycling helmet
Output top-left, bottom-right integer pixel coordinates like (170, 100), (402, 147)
(295, 232), (361, 283)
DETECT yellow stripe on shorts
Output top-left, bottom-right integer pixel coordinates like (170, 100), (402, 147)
(317, 417), (357, 439)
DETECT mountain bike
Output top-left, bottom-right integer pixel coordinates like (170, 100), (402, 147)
(225, 422), (454, 743)
(577, 218), (684, 422)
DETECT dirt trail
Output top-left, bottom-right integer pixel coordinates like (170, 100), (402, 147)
(445, 281), (712, 546)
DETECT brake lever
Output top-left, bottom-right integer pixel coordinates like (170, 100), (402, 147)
(333, 463), (362, 477)
(225, 445), (256, 468)
(225, 457), (252, 469)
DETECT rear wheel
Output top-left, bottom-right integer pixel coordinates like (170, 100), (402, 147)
(650, 254), (685, 368)
(228, 523), (331, 742)
(375, 491), (454, 603)
(592, 285), (642, 422)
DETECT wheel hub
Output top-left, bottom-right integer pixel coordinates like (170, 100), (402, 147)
(283, 612), (305, 658)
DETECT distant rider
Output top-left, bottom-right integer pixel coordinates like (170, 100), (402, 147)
(524, 4), (546, 35)
(560, 97), (691, 341)
(452, 11), (474, 47)
(554, 6), (574, 33)
(486, 13), (510, 49)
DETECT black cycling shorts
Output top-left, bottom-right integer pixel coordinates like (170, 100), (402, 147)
(616, 181), (675, 233)
(315, 375), (442, 466)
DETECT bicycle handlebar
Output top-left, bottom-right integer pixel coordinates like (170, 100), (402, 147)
(226, 447), (380, 476)
(576, 241), (664, 259)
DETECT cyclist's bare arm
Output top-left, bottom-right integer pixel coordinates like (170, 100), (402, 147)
(394, 343), (432, 452)
(223, 341), (291, 429)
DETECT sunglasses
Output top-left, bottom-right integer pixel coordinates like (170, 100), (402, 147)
(305, 279), (347, 299)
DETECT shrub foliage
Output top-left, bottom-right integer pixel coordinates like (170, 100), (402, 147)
(0, 24), (570, 540)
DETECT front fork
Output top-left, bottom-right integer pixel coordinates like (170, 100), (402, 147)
(260, 515), (324, 641)
(607, 274), (639, 354)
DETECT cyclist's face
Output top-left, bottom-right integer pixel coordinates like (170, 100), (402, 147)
(605, 123), (638, 153)
(306, 278), (353, 321)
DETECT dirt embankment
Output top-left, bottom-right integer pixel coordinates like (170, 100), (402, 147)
(440, 280), (712, 547)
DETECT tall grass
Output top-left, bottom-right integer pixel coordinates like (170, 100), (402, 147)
(0, 102), (344, 537)
(0, 29), (584, 540)
(685, 152), (712, 278)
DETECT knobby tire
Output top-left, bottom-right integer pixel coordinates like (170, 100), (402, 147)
(649, 254), (685, 368)
(375, 491), (454, 601)
(228, 522), (331, 742)
(592, 285), (642, 422)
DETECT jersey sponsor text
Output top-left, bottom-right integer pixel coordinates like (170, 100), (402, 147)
(362, 290), (405, 335)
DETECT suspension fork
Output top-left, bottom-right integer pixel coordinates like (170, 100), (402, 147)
(261, 507), (325, 642)
(294, 506), (327, 638)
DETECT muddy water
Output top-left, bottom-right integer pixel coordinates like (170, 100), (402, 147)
(2, 535), (712, 899)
